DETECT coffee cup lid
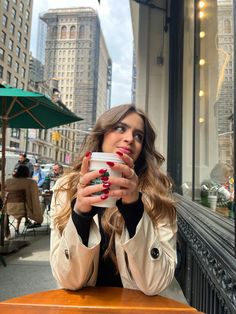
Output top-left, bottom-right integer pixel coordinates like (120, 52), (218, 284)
(91, 152), (124, 163)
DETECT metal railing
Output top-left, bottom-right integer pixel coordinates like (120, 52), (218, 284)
(175, 194), (236, 314)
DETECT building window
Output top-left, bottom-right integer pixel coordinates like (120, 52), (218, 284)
(2, 15), (8, 28)
(21, 67), (25, 78)
(61, 26), (67, 39)
(17, 31), (22, 42)
(18, 16), (23, 27)
(4, 0), (9, 11)
(9, 39), (13, 51)
(70, 26), (76, 39)
(10, 23), (15, 35)
(12, 8), (16, 20)
(1, 31), (6, 44)
(6, 71), (11, 84)
(23, 38), (28, 49)
(26, 10), (30, 21)
(13, 76), (18, 87)
(15, 61), (19, 73)
(0, 48), (5, 61)
(10, 128), (20, 138)
(9, 141), (20, 149)
(19, 2), (24, 13)
(25, 24), (29, 35)
(0, 65), (3, 78)
(79, 25), (85, 39)
(22, 52), (26, 63)
(16, 46), (20, 57)
(20, 82), (24, 89)
(7, 55), (12, 67)
(13, 0), (17, 4)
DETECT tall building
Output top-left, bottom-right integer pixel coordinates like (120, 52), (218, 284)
(41, 7), (112, 150)
(0, 0), (33, 89)
(0, 0), (33, 156)
(29, 53), (44, 83)
(36, 15), (47, 65)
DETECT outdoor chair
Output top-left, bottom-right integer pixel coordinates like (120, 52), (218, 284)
(6, 189), (36, 238)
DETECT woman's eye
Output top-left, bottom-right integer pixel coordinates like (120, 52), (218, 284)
(114, 125), (125, 132)
(134, 133), (143, 142)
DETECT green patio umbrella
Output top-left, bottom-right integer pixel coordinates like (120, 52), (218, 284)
(0, 83), (83, 246)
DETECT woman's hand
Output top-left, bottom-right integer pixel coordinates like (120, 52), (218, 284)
(74, 152), (111, 214)
(107, 151), (139, 204)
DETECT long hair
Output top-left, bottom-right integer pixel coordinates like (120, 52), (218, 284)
(53, 104), (176, 262)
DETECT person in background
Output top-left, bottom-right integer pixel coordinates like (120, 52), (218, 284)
(14, 153), (34, 177)
(6, 165), (43, 234)
(50, 104), (178, 297)
(43, 163), (64, 190)
(33, 163), (45, 189)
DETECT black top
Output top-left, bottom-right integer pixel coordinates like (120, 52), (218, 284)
(71, 194), (144, 287)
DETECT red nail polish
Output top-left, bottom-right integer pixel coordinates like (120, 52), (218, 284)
(103, 182), (111, 188)
(101, 194), (108, 200)
(102, 189), (109, 194)
(116, 151), (123, 156)
(99, 168), (107, 174)
(85, 151), (92, 157)
(106, 161), (114, 167)
(101, 176), (109, 181)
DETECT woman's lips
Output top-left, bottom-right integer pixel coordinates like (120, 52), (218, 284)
(118, 147), (133, 155)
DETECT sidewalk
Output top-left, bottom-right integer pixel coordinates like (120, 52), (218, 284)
(0, 223), (57, 301)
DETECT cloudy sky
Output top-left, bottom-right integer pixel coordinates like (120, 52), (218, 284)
(30, 0), (133, 106)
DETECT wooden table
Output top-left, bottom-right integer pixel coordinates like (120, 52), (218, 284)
(0, 287), (204, 313)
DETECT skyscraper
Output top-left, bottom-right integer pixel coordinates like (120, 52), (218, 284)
(41, 7), (112, 150)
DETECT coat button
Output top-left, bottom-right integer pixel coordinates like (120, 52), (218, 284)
(65, 249), (69, 259)
(150, 248), (159, 259)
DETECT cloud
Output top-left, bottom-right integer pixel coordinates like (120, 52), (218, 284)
(30, 0), (133, 106)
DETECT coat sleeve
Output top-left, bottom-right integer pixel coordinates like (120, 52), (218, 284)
(49, 178), (101, 290)
(116, 210), (177, 296)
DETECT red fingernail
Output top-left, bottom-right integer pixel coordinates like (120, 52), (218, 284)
(102, 189), (109, 194)
(106, 161), (114, 167)
(103, 182), (111, 188)
(116, 151), (123, 156)
(101, 194), (108, 200)
(101, 176), (109, 181)
(85, 151), (92, 157)
(99, 168), (107, 174)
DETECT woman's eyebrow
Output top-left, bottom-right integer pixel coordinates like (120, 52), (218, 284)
(119, 122), (144, 134)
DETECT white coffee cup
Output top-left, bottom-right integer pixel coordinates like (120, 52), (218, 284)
(89, 152), (124, 207)
(208, 195), (217, 211)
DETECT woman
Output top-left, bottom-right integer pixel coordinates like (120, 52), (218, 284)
(50, 104), (177, 296)
(6, 165), (43, 234)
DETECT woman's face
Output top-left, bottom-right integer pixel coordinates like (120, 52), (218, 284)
(102, 112), (144, 162)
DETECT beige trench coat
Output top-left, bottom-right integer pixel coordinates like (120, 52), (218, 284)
(5, 177), (43, 224)
(50, 177), (178, 297)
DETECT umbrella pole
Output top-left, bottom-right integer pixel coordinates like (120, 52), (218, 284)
(0, 114), (6, 246)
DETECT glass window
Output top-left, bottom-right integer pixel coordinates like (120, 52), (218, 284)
(7, 55), (12, 67)
(10, 23), (15, 35)
(10, 128), (20, 138)
(26, 10), (30, 21)
(19, 2), (24, 13)
(1, 31), (6, 44)
(23, 38), (28, 49)
(22, 52), (26, 63)
(79, 25), (85, 39)
(13, 76), (18, 87)
(4, 0), (9, 11)
(12, 8), (16, 20)
(61, 26), (67, 39)
(0, 48), (5, 61)
(21, 67), (25, 78)
(15, 61), (19, 73)
(2, 15), (8, 28)
(18, 16), (23, 27)
(70, 26), (76, 39)
(9, 39), (13, 51)
(6, 71), (11, 84)
(182, 0), (234, 219)
(16, 46), (20, 57)
(25, 24), (29, 35)
(17, 31), (22, 42)
(0, 65), (3, 78)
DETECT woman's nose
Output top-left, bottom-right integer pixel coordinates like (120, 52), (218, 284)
(123, 130), (134, 142)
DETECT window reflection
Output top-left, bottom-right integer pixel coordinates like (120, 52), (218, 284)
(182, 0), (234, 220)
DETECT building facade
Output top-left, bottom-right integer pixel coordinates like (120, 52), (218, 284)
(41, 7), (112, 152)
(0, 0), (33, 157)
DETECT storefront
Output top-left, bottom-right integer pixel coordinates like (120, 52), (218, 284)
(131, 0), (235, 312)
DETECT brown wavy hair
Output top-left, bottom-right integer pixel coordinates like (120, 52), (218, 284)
(53, 104), (176, 263)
